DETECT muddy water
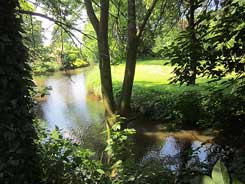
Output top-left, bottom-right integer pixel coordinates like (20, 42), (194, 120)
(35, 69), (221, 173)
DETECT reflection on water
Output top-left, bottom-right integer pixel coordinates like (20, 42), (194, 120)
(141, 136), (214, 172)
(35, 69), (223, 174)
(35, 70), (106, 153)
(38, 71), (105, 130)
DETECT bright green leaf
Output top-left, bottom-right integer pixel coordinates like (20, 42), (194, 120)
(212, 160), (230, 184)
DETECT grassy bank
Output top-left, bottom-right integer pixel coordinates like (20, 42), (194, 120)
(87, 59), (219, 95)
(86, 59), (244, 129)
(31, 59), (89, 75)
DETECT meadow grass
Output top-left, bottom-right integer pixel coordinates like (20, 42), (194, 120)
(86, 59), (223, 96)
(86, 59), (243, 128)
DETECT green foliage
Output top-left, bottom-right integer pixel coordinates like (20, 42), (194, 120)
(0, 0), (40, 183)
(86, 60), (244, 129)
(106, 120), (136, 162)
(200, 81), (245, 129)
(165, 0), (245, 85)
(61, 49), (89, 70)
(153, 26), (180, 56)
(203, 0), (245, 78)
(194, 160), (243, 184)
(211, 161), (230, 184)
(129, 87), (204, 128)
(33, 119), (176, 184)
(31, 46), (89, 75)
(164, 0), (206, 85)
(131, 81), (244, 129)
(165, 28), (205, 84)
(32, 60), (60, 74)
(73, 58), (89, 68)
(81, 23), (99, 64)
(35, 121), (109, 184)
(20, 0), (47, 65)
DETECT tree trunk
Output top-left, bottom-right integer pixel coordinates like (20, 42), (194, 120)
(84, 0), (115, 115)
(119, 0), (137, 115)
(0, 0), (39, 182)
(188, 0), (197, 85)
(98, 0), (116, 115)
(119, 0), (159, 115)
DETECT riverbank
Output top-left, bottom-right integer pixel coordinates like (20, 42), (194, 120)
(31, 59), (89, 75)
(86, 59), (244, 130)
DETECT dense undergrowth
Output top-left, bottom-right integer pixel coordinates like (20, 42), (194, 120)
(86, 59), (245, 130)
(34, 120), (176, 184)
(32, 57), (89, 75)
(34, 120), (244, 184)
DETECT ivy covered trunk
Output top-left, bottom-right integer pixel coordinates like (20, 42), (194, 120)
(0, 1), (39, 183)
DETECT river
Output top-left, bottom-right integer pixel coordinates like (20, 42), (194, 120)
(34, 68), (224, 174)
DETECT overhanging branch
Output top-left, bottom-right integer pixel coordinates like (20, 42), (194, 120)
(137, 0), (159, 40)
(84, 0), (99, 35)
(17, 9), (96, 40)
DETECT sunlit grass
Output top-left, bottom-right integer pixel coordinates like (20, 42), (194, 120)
(86, 59), (230, 96)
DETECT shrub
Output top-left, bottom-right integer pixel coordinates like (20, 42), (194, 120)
(35, 121), (109, 184)
(72, 59), (89, 68)
(193, 160), (243, 184)
(32, 60), (60, 74)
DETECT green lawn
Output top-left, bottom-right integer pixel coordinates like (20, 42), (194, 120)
(86, 59), (242, 129)
(86, 59), (222, 96)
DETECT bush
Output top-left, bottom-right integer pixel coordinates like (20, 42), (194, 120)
(32, 60), (60, 74)
(61, 50), (89, 70)
(34, 120), (178, 184)
(35, 121), (109, 184)
(130, 82), (244, 130)
(200, 81), (245, 129)
(73, 59), (89, 68)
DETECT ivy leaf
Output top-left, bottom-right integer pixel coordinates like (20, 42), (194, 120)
(212, 160), (230, 184)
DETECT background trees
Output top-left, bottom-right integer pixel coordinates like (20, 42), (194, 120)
(165, 0), (244, 85)
(202, 0), (245, 79)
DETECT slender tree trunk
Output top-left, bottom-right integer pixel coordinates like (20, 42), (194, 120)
(84, 0), (115, 115)
(119, 0), (159, 115)
(188, 0), (197, 85)
(119, 0), (137, 115)
(98, 0), (116, 115)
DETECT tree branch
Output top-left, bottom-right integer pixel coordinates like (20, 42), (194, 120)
(137, 0), (159, 40)
(84, 0), (99, 35)
(18, 9), (96, 40)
